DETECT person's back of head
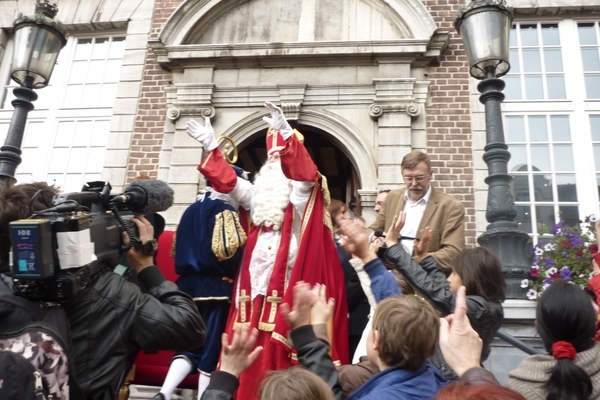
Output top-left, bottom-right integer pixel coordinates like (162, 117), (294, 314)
(434, 382), (525, 400)
(372, 294), (438, 370)
(259, 366), (333, 400)
(0, 182), (58, 263)
(452, 247), (506, 302)
(536, 280), (597, 400)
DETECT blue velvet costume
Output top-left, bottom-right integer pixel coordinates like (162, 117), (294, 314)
(172, 188), (246, 374)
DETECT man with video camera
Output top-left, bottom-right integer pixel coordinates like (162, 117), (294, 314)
(0, 181), (207, 400)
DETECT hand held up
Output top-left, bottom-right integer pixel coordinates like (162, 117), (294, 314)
(262, 101), (294, 140)
(384, 211), (406, 248)
(280, 281), (316, 330)
(310, 284), (335, 326)
(186, 117), (217, 151)
(219, 327), (263, 378)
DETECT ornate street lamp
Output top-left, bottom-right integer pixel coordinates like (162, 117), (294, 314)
(455, 0), (531, 298)
(0, 0), (66, 186)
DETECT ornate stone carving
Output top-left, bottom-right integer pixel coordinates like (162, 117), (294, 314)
(281, 102), (301, 120)
(368, 103), (421, 119)
(166, 107), (180, 121)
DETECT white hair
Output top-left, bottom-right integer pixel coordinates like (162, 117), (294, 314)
(251, 161), (292, 230)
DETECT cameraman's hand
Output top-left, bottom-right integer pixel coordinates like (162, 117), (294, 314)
(123, 216), (155, 273)
(187, 117), (218, 151)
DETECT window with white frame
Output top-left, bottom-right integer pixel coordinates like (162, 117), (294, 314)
(503, 21), (600, 240)
(0, 34), (125, 192)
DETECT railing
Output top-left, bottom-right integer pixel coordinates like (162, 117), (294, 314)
(495, 329), (542, 355)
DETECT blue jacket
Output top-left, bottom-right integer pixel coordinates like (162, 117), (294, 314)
(347, 361), (447, 400)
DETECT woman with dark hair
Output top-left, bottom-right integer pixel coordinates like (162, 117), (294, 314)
(383, 212), (505, 380)
(505, 280), (600, 399)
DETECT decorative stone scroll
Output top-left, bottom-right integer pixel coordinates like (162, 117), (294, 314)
(368, 103), (421, 119)
(166, 106), (216, 121)
(281, 102), (302, 120)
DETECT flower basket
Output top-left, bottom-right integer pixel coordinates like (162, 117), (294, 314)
(525, 216), (598, 300)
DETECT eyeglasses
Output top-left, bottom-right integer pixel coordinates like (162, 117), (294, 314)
(403, 175), (427, 183)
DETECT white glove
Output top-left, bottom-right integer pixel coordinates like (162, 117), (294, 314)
(186, 117), (217, 151)
(262, 101), (294, 140)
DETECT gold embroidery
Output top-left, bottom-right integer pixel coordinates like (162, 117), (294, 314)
(271, 330), (292, 349)
(199, 149), (214, 170)
(212, 210), (248, 261)
(266, 290), (282, 323)
(238, 289), (251, 323)
(170, 231), (177, 258)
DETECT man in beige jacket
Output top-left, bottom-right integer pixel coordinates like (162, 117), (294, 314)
(368, 151), (465, 273)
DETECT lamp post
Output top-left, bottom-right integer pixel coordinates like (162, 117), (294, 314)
(0, 0), (66, 186)
(455, 0), (531, 298)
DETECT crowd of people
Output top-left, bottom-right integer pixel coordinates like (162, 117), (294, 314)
(1, 101), (600, 400)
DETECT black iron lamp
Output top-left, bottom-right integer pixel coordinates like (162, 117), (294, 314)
(0, 0), (66, 186)
(455, 0), (531, 298)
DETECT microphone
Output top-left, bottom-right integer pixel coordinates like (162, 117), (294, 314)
(373, 228), (420, 242)
(112, 179), (174, 214)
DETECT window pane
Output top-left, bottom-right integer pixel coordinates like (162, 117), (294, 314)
(87, 60), (105, 84)
(525, 75), (544, 99)
(591, 115), (600, 141)
(546, 76), (566, 99)
(91, 38), (109, 59)
(69, 61), (88, 84)
(521, 25), (539, 46)
(510, 27), (518, 47)
(91, 120), (111, 146)
(510, 50), (520, 73)
(506, 116), (526, 142)
(533, 174), (553, 201)
(86, 148), (106, 172)
(595, 144), (600, 170)
(585, 75), (600, 99)
(531, 145), (551, 171)
(513, 175), (530, 201)
(544, 49), (563, 72)
(597, 174), (600, 200)
(578, 23), (597, 46)
(74, 38), (92, 60)
(541, 24), (560, 46)
(63, 85), (83, 108)
(23, 121), (45, 148)
(82, 84), (101, 107)
(109, 37), (126, 59)
(536, 205), (556, 228)
(73, 121), (93, 147)
(529, 116), (548, 142)
(556, 174), (577, 202)
(553, 145), (574, 171)
(104, 59), (122, 82)
(99, 84), (118, 107)
(67, 148), (88, 172)
(558, 206), (579, 227)
(54, 121), (75, 147)
(508, 145), (527, 171)
(550, 116), (571, 141)
(517, 205), (533, 233)
(582, 48), (600, 71)
(48, 148), (70, 173)
(523, 49), (541, 72)
(63, 174), (83, 193)
(503, 76), (522, 100)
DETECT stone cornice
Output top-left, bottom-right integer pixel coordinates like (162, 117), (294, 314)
(149, 39), (443, 70)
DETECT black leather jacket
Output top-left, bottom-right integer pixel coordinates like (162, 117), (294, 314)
(385, 245), (503, 375)
(63, 266), (206, 400)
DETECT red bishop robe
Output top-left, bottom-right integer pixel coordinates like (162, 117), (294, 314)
(198, 133), (349, 398)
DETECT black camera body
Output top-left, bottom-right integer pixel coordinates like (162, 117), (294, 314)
(9, 181), (130, 302)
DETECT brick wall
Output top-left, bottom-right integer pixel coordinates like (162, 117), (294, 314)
(423, 0), (477, 247)
(126, 0), (182, 181)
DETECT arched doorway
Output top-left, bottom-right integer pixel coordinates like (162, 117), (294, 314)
(234, 125), (361, 213)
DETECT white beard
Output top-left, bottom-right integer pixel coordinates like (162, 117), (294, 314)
(251, 161), (292, 230)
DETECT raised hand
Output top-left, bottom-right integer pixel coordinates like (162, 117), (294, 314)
(438, 286), (482, 377)
(337, 218), (374, 262)
(219, 327), (263, 378)
(311, 284), (335, 326)
(263, 101), (294, 140)
(384, 212), (406, 248)
(186, 117), (217, 151)
(280, 281), (316, 330)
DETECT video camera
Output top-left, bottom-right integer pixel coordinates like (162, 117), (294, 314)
(9, 180), (174, 302)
